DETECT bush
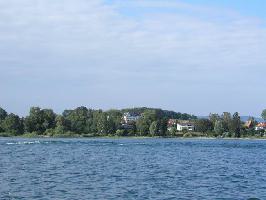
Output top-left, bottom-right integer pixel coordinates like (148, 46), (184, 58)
(53, 131), (79, 138)
(22, 132), (39, 138)
(182, 129), (188, 134)
(222, 132), (231, 138)
(0, 132), (13, 137)
(115, 129), (127, 137)
(183, 132), (193, 138)
(44, 128), (56, 136)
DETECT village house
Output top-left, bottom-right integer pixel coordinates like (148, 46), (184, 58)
(176, 121), (195, 131)
(244, 120), (254, 129)
(122, 112), (141, 124)
(167, 119), (178, 127)
(167, 119), (195, 132)
(255, 122), (266, 131)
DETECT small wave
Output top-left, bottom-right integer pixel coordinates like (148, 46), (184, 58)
(134, 143), (147, 145)
(6, 141), (41, 145)
(117, 142), (148, 146)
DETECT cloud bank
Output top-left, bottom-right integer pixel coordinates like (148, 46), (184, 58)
(0, 0), (265, 116)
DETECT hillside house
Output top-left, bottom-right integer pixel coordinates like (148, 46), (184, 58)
(122, 112), (140, 124)
(244, 120), (254, 129)
(176, 121), (195, 131)
(255, 122), (266, 131)
(167, 119), (178, 127)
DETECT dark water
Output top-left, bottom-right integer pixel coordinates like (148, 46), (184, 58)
(1, 138), (266, 200)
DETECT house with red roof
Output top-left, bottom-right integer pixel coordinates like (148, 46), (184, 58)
(255, 122), (266, 131)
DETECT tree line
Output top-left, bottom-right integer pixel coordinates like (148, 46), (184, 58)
(188, 111), (265, 138)
(0, 106), (196, 137)
(194, 112), (248, 138)
(0, 106), (265, 138)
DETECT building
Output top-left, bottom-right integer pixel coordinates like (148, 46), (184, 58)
(122, 112), (140, 124)
(255, 122), (266, 131)
(244, 120), (254, 129)
(167, 119), (178, 127)
(167, 119), (195, 131)
(176, 121), (195, 131)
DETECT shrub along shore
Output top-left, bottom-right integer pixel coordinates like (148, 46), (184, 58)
(0, 107), (265, 138)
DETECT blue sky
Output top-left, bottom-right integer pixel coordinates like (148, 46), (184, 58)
(177, 0), (266, 19)
(0, 0), (265, 117)
(105, 0), (266, 20)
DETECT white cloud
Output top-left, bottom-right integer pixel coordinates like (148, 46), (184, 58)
(0, 0), (265, 71)
(0, 0), (265, 115)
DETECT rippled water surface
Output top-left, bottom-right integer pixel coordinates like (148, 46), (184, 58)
(1, 138), (266, 200)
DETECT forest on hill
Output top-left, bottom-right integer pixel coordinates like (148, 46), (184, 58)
(0, 106), (265, 138)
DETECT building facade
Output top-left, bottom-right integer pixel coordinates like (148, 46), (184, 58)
(176, 121), (195, 131)
(122, 112), (141, 124)
(255, 122), (266, 131)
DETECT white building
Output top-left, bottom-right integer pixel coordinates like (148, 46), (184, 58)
(176, 122), (195, 131)
(255, 122), (266, 131)
(123, 112), (140, 124)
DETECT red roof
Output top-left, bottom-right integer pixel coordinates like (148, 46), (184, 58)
(256, 122), (266, 128)
(168, 119), (177, 126)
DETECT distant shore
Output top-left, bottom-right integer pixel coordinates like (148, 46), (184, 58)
(1, 133), (266, 140)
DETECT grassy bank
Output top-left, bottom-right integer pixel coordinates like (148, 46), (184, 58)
(1, 132), (266, 140)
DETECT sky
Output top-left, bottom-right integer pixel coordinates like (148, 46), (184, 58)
(0, 0), (265, 117)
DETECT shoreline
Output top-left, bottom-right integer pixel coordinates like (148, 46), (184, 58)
(1, 135), (266, 140)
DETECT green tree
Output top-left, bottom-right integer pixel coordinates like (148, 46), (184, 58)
(209, 113), (220, 126)
(169, 126), (177, 136)
(90, 110), (102, 133)
(136, 118), (150, 136)
(261, 109), (266, 121)
(0, 107), (7, 121)
(136, 110), (159, 136)
(230, 112), (241, 138)
(54, 115), (69, 134)
(158, 119), (167, 136)
(24, 107), (56, 134)
(0, 107), (8, 132)
(42, 109), (56, 130)
(214, 120), (224, 136)
(24, 107), (44, 133)
(142, 110), (158, 122)
(106, 115), (116, 135)
(181, 113), (191, 120)
(149, 121), (159, 136)
(1, 113), (23, 135)
(195, 119), (212, 133)
(115, 129), (127, 137)
(96, 113), (109, 135)
(63, 106), (91, 134)
(106, 109), (122, 130)
(221, 112), (232, 132)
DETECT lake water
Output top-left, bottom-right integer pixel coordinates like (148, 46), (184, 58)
(1, 138), (266, 200)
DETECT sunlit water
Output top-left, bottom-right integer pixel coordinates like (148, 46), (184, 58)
(1, 138), (266, 200)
